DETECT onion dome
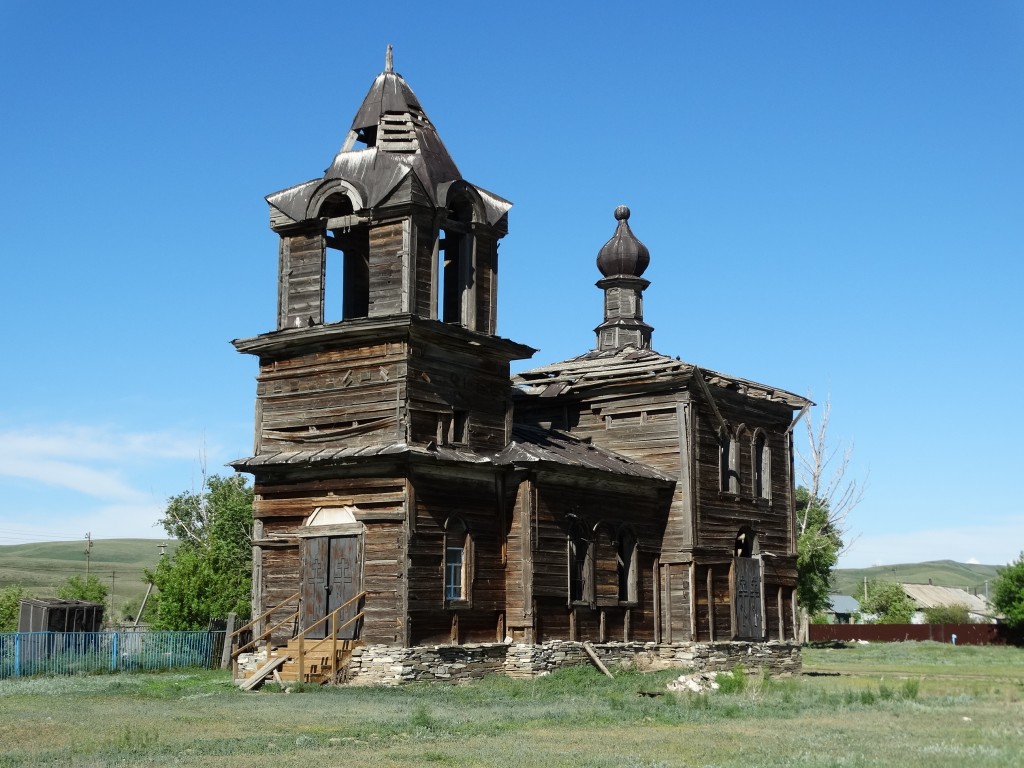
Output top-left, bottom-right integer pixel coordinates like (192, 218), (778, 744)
(596, 206), (650, 278)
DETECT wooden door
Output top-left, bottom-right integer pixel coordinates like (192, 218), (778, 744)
(300, 536), (362, 640)
(328, 536), (362, 640)
(733, 557), (763, 640)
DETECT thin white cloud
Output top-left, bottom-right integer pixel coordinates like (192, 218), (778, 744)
(0, 422), (219, 543)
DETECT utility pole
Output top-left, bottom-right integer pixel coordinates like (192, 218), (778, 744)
(84, 532), (93, 578)
(110, 570), (115, 620)
(863, 576), (868, 601)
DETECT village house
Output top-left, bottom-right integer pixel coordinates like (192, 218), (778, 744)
(230, 51), (810, 683)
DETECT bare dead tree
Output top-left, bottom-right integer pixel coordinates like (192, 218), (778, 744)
(796, 396), (865, 550)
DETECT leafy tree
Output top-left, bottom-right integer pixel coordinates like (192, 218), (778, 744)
(992, 552), (1024, 636)
(57, 574), (109, 605)
(795, 398), (865, 637)
(147, 473), (253, 630)
(861, 580), (916, 624)
(0, 585), (26, 632)
(795, 487), (842, 616)
(922, 604), (973, 625)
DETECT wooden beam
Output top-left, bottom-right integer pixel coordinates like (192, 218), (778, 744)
(707, 566), (715, 642)
(692, 366), (727, 431)
(582, 642), (614, 680)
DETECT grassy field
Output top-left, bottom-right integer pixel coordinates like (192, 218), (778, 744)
(0, 539), (175, 618)
(0, 642), (1021, 767)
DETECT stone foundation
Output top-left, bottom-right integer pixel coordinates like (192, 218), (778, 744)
(344, 640), (800, 686)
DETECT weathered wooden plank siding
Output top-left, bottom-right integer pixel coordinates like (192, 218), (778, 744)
(692, 397), (793, 558)
(368, 221), (405, 317)
(255, 342), (409, 450)
(407, 469), (505, 645)
(530, 473), (666, 642)
(412, 214), (436, 319)
(278, 231), (325, 330)
(474, 234), (497, 335)
(517, 391), (696, 559)
(407, 343), (511, 452)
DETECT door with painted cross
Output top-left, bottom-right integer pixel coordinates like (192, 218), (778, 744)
(299, 536), (363, 640)
(733, 556), (763, 640)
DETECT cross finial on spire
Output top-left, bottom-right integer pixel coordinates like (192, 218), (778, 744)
(385, 44), (394, 73)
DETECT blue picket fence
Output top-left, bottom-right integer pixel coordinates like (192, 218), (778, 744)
(0, 630), (226, 678)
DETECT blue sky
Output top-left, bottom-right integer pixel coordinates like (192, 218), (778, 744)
(0, 1), (1021, 570)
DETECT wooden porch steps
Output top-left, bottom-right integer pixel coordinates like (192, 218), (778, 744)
(278, 637), (360, 684)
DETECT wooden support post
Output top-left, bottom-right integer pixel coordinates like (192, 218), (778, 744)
(599, 610), (606, 643)
(688, 561), (697, 642)
(707, 567), (715, 642)
(652, 559), (661, 644)
(777, 587), (784, 641)
(623, 609), (631, 642)
(582, 641), (614, 680)
(729, 560), (737, 639)
(569, 607), (577, 642)
(220, 612), (236, 670)
(664, 564), (673, 643)
(331, 611), (337, 679)
(791, 589), (798, 641)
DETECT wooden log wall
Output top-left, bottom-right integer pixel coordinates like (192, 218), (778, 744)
(504, 477), (532, 638)
(252, 473), (408, 646)
(407, 468), (506, 645)
(407, 337), (512, 452)
(278, 231), (325, 330)
(517, 391), (695, 558)
(473, 232), (497, 336)
(368, 221), (406, 317)
(692, 394), (794, 559)
(528, 473), (666, 643)
(658, 561), (693, 643)
(255, 341), (408, 452)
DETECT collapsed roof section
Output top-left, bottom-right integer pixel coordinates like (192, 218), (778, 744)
(514, 345), (810, 408)
(231, 424), (670, 482)
(265, 46), (511, 230)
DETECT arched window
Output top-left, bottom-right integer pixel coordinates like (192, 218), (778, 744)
(567, 518), (593, 605)
(719, 426), (740, 495)
(617, 527), (638, 604)
(752, 430), (771, 500)
(443, 517), (472, 604)
(735, 526), (759, 558)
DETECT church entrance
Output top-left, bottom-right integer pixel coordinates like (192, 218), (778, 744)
(299, 535), (363, 640)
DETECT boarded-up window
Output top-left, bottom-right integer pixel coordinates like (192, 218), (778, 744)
(567, 520), (592, 605)
(720, 428), (740, 495)
(753, 432), (770, 500)
(617, 528), (638, 603)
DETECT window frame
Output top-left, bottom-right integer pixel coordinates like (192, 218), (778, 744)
(442, 516), (473, 608)
(567, 518), (594, 607)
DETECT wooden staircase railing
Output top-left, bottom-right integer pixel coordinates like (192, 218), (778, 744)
(293, 591), (367, 683)
(229, 591), (300, 662)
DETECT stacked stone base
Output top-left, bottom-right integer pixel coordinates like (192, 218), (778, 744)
(345, 640), (800, 686)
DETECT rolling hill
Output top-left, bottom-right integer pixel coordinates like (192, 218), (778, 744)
(0, 538), (177, 619)
(832, 560), (1003, 601)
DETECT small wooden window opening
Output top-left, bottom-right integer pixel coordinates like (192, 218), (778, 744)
(735, 526), (759, 559)
(753, 430), (771, 500)
(617, 528), (638, 604)
(567, 519), (593, 605)
(438, 196), (475, 326)
(320, 193), (369, 322)
(719, 427), (740, 495)
(437, 410), (470, 446)
(443, 516), (472, 605)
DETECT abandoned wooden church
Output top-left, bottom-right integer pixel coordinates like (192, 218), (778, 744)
(231, 51), (809, 680)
